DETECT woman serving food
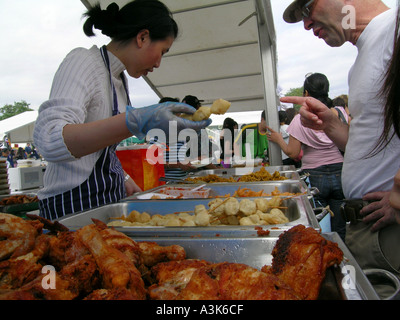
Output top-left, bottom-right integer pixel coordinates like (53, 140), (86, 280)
(33, 0), (211, 220)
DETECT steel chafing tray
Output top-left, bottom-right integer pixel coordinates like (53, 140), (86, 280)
(131, 232), (380, 300)
(57, 195), (320, 238)
(129, 180), (315, 200)
(188, 167), (301, 181)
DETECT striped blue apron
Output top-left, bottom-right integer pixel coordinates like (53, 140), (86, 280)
(39, 46), (131, 220)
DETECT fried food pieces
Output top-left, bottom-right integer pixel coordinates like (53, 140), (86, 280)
(0, 195), (38, 206)
(148, 225), (343, 300)
(0, 213), (42, 261)
(180, 99), (231, 121)
(1, 213), (343, 300)
(0, 213), (185, 300)
(185, 168), (287, 183)
(108, 196), (288, 227)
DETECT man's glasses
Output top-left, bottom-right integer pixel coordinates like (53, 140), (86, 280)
(301, 0), (315, 19)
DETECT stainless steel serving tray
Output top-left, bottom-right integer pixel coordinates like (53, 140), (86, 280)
(188, 167), (301, 181)
(133, 232), (379, 300)
(57, 195), (320, 238)
(129, 180), (312, 200)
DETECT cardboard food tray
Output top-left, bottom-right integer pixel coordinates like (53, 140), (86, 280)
(57, 196), (320, 238)
(131, 232), (379, 300)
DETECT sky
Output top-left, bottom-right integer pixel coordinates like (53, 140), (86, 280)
(0, 0), (397, 112)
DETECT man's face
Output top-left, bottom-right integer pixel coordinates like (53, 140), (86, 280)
(302, 0), (349, 47)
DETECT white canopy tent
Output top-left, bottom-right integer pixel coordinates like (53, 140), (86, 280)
(0, 111), (38, 144)
(81, 0), (282, 164)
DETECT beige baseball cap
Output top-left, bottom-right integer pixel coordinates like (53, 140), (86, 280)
(283, 0), (309, 23)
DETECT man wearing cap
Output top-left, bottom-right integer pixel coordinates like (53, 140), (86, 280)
(280, 0), (400, 288)
(182, 95), (202, 110)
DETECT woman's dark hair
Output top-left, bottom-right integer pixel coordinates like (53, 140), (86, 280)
(372, 3), (400, 155)
(278, 110), (288, 124)
(222, 117), (237, 137)
(83, 0), (178, 42)
(332, 97), (346, 108)
(303, 73), (332, 108)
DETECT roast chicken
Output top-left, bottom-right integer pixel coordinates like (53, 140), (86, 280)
(0, 213), (343, 300)
(148, 225), (343, 300)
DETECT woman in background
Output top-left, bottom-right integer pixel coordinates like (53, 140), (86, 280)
(220, 117), (238, 166)
(267, 73), (348, 240)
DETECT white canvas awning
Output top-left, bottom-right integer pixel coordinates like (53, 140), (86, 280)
(81, 0), (282, 164)
(0, 111), (38, 144)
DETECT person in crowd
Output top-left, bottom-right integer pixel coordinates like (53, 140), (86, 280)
(281, 0), (400, 281)
(16, 147), (27, 160)
(332, 95), (351, 123)
(182, 95), (202, 110)
(283, 109), (302, 168)
(29, 148), (41, 160)
(182, 95), (218, 169)
(33, 0), (210, 220)
(285, 107), (297, 125)
(268, 73), (348, 240)
(159, 97), (179, 103)
(7, 149), (16, 168)
(1, 148), (14, 168)
(0, 148), (8, 159)
(234, 110), (269, 163)
(24, 143), (32, 156)
(153, 96), (197, 180)
(278, 110), (301, 168)
(220, 117), (238, 167)
(374, 3), (400, 218)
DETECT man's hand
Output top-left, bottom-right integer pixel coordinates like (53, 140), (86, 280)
(361, 191), (400, 232)
(280, 96), (348, 150)
(280, 96), (329, 129)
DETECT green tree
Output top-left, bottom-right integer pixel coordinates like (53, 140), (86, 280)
(284, 87), (304, 112)
(0, 101), (33, 120)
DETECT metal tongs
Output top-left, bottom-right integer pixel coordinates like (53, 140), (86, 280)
(159, 177), (197, 184)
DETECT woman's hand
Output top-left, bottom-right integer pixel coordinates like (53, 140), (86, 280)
(265, 126), (282, 144)
(266, 125), (301, 159)
(125, 176), (142, 197)
(126, 102), (212, 139)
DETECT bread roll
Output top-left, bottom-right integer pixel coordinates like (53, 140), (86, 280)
(210, 99), (231, 115)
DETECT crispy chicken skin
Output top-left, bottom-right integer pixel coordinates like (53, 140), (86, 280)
(149, 261), (299, 300)
(0, 214), (343, 300)
(77, 224), (146, 300)
(149, 226), (343, 300)
(264, 224), (344, 300)
(0, 213), (43, 260)
(138, 241), (186, 267)
(92, 219), (143, 267)
(178, 263), (300, 300)
(148, 259), (211, 300)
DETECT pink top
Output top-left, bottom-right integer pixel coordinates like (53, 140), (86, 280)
(287, 108), (348, 169)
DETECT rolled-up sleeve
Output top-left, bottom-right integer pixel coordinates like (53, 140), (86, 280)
(34, 47), (102, 162)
